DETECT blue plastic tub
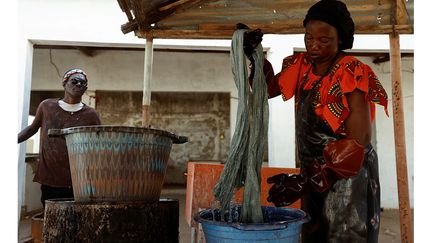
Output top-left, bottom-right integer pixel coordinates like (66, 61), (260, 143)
(194, 206), (310, 243)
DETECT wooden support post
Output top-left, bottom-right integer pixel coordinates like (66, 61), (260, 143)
(142, 32), (154, 127)
(389, 32), (413, 243)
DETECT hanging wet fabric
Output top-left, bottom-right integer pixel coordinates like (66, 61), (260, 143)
(213, 29), (269, 223)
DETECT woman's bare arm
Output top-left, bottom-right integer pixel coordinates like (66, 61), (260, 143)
(344, 89), (371, 145)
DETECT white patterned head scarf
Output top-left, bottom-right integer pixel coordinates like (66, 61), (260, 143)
(62, 68), (88, 83)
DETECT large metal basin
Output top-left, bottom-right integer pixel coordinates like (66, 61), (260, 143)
(49, 125), (187, 202)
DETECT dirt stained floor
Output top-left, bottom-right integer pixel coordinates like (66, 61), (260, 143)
(19, 186), (410, 243)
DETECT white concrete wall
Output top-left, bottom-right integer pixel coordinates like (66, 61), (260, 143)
(263, 35), (305, 169)
(17, 37), (34, 220)
(31, 49), (235, 92)
(18, 0), (414, 209)
(372, 57), (414, 209)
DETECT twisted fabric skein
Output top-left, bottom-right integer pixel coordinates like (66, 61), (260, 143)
(213, 29), (269, 223)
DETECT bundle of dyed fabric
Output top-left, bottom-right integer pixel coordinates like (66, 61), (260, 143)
(213, 29), (268, 223)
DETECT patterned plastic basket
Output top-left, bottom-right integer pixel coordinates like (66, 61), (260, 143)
(49, 126), (187, 202)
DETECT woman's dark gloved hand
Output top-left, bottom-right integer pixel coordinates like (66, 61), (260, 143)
(307, 138), (365, 193)
(236, 23), (263, 59)
(266, 138), (365, 207)
(266, 173), (309, 207)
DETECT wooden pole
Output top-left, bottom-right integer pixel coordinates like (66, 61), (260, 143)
(142, 32), (154, 127)
(389, 32), (413, 243)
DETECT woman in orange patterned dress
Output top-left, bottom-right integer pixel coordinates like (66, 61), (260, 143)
(244, 0), (388, 242)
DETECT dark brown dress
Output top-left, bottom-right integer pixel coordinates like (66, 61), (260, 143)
(33, 98), (101, 187)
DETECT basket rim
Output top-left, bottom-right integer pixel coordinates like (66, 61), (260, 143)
(58, 125), (180, 140)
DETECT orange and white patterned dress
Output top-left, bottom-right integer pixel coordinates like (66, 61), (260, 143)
(265, 52), (388, 135)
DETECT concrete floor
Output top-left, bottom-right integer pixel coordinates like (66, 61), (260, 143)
(19, 186), (408, 243)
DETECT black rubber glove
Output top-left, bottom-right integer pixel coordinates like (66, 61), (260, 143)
(236, 23), (263, 59)
(266, 173), (309, 207)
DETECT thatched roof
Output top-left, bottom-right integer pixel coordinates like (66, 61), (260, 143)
(117, 0), (414, 39)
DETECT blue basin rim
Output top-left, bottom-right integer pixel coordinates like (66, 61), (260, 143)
(194, 206), (310, 231)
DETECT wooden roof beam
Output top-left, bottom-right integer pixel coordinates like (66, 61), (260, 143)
(159, 0), (199, 11)
(134, 23), (412, 39)
(122, 0), (214, 34)
(393, 0), (411, 26)
(117, 0), (134, 22)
